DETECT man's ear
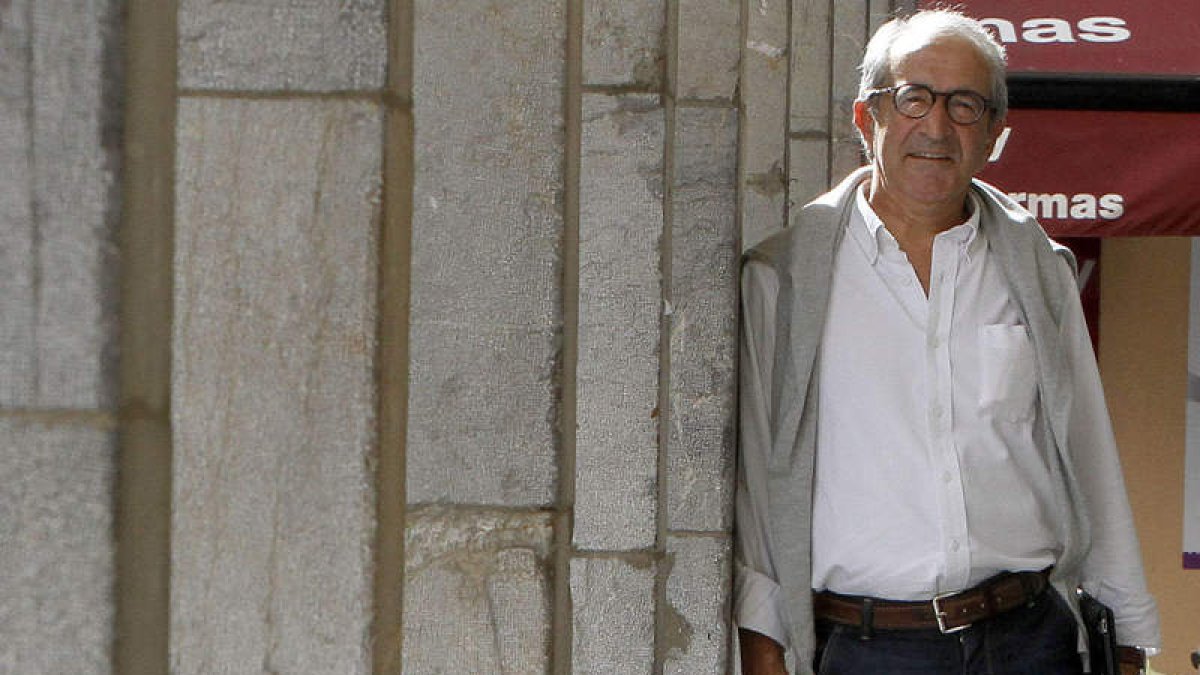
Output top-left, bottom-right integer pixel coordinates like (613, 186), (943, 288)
(853, 99), (875, 149)
(984, 113), (1007, 156)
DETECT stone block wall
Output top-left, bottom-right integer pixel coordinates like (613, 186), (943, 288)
(4, 0), (900, 673)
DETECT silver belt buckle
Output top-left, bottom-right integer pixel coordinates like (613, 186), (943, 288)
(932, 592), (971, 634)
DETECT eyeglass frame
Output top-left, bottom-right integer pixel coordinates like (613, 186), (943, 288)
(861, 83), (997, 125)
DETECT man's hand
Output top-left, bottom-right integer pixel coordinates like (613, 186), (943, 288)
(738, 628), (788, 675)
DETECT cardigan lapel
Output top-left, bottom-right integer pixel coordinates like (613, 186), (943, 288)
(770, 168), (867, 468)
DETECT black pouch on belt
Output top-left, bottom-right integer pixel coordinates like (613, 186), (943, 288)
(1078, 589), (1119, 675)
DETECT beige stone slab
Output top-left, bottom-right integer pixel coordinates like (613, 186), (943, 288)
(0, 419), (114, 673)
(675, 0), (740, 101)
(663, 536), (733, 674)
(0, 0), (121, 409)
(789, 137), (832, 211)
(790, 0), (833, 134)
(571, 557), (656, 674)
(0, 0), (35, 406)
(831, 0), (870, 184)
(172, 98), (381, 675)
(741, 0), (790, 250)
(403, 507), (553, 674)
(669, 107), (737, 533)
(574, 93), (665, 551)
(584, 0), (665, 87)
(407, 0), (565, 508)
(178, 0), (386, 91)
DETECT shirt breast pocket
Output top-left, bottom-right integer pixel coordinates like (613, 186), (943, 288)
(978, 324), (1038, 422)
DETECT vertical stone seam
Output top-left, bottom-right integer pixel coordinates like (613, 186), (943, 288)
(730, 3), (750, 671)
(823, 0), (836, 189)
(735, 0), (749, 257)
(654, 2), (679, 673)
(373, 1), (413, 673)
(555, 0), (584, 672)
(98, 0), (127, 408)
(115, 0), (177, 673)
(782, 0), (795, 215)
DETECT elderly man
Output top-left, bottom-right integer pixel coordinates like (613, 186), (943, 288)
(735, 9), (1160, 675)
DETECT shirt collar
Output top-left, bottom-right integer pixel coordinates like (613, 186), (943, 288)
(850, 186), (984, 265)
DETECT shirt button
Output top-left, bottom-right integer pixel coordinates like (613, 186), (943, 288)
(942, 472), (953, 484)
(950, 540), (961, 552)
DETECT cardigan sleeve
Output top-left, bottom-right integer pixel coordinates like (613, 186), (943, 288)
(1056, 260), (1162, 649)
(734, 259), (791, 647)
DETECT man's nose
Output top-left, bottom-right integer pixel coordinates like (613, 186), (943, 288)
(919, 97), (955, 138)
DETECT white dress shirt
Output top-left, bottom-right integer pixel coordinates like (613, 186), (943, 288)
(811, 188), (1059, 599)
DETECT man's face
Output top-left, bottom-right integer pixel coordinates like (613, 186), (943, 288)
(854, 38), (1005, 213)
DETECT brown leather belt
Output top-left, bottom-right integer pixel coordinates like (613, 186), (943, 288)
(813, 569), (1052, 636)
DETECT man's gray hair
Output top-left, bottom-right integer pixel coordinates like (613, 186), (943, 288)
(858, 9), (1009, 119)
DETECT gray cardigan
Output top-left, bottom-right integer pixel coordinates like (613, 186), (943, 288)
(738, 167), (1157, 671)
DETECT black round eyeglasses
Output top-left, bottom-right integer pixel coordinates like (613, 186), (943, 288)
(863, 83), (995, 125)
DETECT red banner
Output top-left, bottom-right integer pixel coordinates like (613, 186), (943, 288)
(919, 1), (1200, 76)
(979, 109), (1200, 237)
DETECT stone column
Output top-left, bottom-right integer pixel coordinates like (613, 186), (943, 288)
(401, 2), (566, 673)
(572, 1), (739, 673)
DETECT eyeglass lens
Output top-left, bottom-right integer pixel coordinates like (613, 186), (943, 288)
(894, 84), (987, 124)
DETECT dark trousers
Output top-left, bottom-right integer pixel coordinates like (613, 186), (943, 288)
(813, 588), (1084, 675)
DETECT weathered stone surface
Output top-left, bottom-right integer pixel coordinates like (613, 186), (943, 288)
(172, 98), (380, 675)
(830, 0), (869, 182)
(31, 0), (121, 410)
(0, 0), (120, 409)
(0, 0), (35, 407)
(663, 536), (733, 675)
(669, 107), (737, 533)
(0, 419), (114, 673)
(575, 94), (664, 551)
(675, 0), (740, 100)
(790, 137), (831, 209)
(178, 0), (386, 91)
(404, 507), (553, 674)
(571, 557), (656, 674)
(870, 0), (893, 33)
(407, 0), (564, 507)
(741, 0), (790, 250)
(790, 0), (832, 134)
(584, 0), (664, 87)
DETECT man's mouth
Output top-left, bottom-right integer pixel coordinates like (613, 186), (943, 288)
(908, 151), (952, 161)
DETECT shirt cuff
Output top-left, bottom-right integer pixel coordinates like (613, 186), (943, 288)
(734, 563), (790, 649)
(1086, 581), (1162, 649)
